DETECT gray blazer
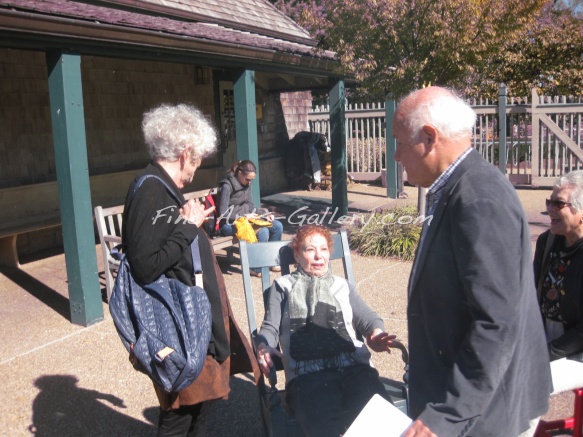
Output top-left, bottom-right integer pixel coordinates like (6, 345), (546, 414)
(407, 149), (552, 436)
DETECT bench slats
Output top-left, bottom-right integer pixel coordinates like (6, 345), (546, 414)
(94, 186), (235, 301)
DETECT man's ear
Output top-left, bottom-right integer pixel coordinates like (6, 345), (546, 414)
(421, 125), (438, 149)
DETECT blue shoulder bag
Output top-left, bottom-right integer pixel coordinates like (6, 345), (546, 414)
(109, 175), (212, 393)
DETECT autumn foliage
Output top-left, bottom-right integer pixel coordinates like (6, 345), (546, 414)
(272, 0), (583, 99)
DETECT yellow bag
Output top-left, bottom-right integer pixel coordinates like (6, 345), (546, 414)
(249, 217), (273, 228)
(234, 217), (258, 243)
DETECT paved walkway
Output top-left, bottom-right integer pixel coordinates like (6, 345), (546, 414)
(0, 183), (572, 436)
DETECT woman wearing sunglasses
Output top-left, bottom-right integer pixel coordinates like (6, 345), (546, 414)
(534, 169), (583, 395)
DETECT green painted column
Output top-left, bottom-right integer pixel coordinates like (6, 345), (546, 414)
(46, 51), (103, 326)
(233, 69), (260, 206)
(329, 78), (348, 216)
(385, 96), (398, 198)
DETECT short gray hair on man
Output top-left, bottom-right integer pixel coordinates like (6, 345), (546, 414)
(554, 169), (583, 211)
(402, 87), (477, 143)
(142, 103), (217, 162)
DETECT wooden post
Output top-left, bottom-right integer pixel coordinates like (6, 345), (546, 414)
(46, 50), (103, 326)
(233, 69), (260, 206)
(498, 83), (508, 174)
(329, 78), (348, 216)
(385, 95), (398, 198)
(531, 88), (540, 179)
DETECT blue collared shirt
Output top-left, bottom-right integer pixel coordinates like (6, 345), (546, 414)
(425, 147), (473, 218)
(410, 148), (473, 294)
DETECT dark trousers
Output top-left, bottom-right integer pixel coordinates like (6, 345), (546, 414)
(286, 364), (389, 437)
(157, 403), (203, 437)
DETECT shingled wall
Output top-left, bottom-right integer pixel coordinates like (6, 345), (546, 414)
(0, 47), (299, 256)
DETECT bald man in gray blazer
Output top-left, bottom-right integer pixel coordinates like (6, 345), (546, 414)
(394, 87), (552, 437)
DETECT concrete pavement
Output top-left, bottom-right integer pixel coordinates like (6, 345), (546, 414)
(0, 182), (572, 436)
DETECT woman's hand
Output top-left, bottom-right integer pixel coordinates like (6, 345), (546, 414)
(264, 213), (275, 222)
(180, 199), (215, 227)
(366, 328), (398, 353)
(256, 342), (283, 376)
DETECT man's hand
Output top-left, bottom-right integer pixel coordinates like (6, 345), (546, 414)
(403, 419), (437, 437)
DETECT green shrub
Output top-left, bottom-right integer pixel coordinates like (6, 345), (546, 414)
(347, 206), (422, 261)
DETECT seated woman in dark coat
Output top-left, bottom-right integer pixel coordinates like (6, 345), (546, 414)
(534, 169), (583, 395)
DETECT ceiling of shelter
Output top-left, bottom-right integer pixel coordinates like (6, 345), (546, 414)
(0, 0), (342, 91)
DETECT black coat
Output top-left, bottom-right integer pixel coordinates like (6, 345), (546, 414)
(122, 162), (229, 361)
(534, 230), (583, 360)
(120, 162), (260, 409)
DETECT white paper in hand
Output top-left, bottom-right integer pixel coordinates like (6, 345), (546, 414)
(344, 394), (412, 437)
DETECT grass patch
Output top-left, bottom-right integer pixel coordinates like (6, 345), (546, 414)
(347, 206), (422, 261)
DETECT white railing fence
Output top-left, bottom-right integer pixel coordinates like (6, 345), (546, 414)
(308, 87), (583, 186)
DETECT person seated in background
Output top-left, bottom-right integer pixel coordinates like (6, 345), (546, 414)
(255, 224), (400, 436)
(534, 169), (583, 395)
(217, 159), (283, 276)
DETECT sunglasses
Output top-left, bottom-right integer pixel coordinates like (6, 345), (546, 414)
(545, 198), (573, 210)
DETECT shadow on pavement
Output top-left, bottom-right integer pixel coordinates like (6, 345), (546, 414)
(0, 266), (70, 320)
(195, 374), (263, 436)
(30, 374), (156, 436)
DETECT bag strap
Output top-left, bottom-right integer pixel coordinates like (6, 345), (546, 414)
(191, 235), (203, 288)
(536, 231), (555, 302)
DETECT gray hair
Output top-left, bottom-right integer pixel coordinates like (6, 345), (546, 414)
(142, 103), (217, 162)
(554, 169), (583, 211)
(401, 87), (476, 142)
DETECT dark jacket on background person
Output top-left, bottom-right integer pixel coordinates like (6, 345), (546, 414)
(407, 149), (551, 436)
(218, 173), (256, 222)
(122, 162), (259, 410)
(534, 229), (583, 361)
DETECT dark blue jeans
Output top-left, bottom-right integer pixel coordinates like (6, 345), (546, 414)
(286, 364), (390, 437)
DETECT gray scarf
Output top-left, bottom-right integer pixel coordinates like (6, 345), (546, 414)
(288, 267), (358, 375)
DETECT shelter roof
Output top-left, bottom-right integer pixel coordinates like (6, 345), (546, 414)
(0, 0), (338, 76)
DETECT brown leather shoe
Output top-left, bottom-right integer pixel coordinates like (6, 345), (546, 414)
(269, 266), (281, 272)
(250, 270), (262, 278)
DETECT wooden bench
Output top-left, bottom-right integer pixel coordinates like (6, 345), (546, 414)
(94, 187), (236, 301)
(0, 181), (64, 267)
(0, 166), (227, 268)
(0, 170), (147, 267)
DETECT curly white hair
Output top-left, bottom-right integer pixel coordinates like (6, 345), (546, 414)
(142, 103), (217, 162)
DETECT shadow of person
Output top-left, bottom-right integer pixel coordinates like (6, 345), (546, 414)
(29, 375), (155, 436)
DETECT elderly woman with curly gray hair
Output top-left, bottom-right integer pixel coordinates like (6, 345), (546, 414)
(122, 103), (258, 436)
(534, 169), (583, 396)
